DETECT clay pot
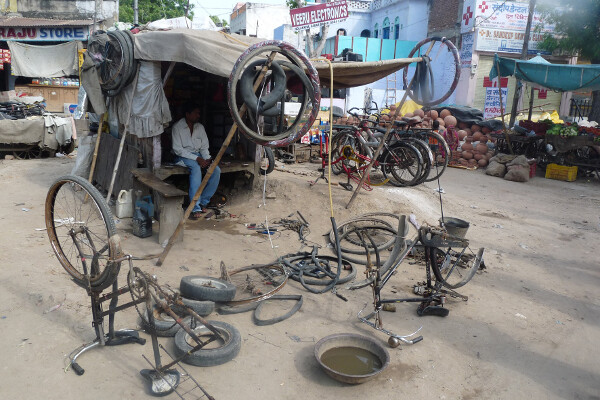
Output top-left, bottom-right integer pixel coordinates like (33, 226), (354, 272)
(476, 143), (488, 153)
(440, 109), (451, 119)
(482, 126), (491, 134)
(457, 130), (468, 140)
(465, 136), (474, 143)
(479, 135), (489, 144)
(413, 108), (425, 118)
(471, 124), (481, 133)
(458, 158), (467, 166)
(458, 121), (468, 130)
(474, 153), (484, 161)
(462, 151), (474, 160)
(478, 158), (488, 167)
(461, 142), (474, 152)
(436, 118), (445, 127)
(444, 115), (457, 128)
(428, 110), (439, 120)
(463, 128), (472, 136)
(468, 159), (478, 167)
(473, 131), (483, 142)
(404, 112), (414, 118)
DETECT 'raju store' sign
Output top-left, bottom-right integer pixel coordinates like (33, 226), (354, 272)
(0, 26), (89, 41)
(290, 1), (348, 31)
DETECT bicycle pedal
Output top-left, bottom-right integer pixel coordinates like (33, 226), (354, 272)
(417, 303), (449, 317)
(339, 182), (353, 191)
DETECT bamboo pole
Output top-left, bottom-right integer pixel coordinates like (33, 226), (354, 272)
(87, 111), (107, 184)
(105, 64), (141, 202)
(156, 52), (278, 266)
(495, 59), (514, 155)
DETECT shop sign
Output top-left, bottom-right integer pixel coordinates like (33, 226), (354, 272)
(0, 26), (89, 41)
(290, 0), (348, 31)
(475, 28), (551, 55)
(484, 86), (508, 119)
(460, 32), (474, 69)
(461, 0), (554, 34)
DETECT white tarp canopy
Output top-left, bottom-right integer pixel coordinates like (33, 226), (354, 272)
(133, 29), (419, 89)
(7, 41), (81, 78)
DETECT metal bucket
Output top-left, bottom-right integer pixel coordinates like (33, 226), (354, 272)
(314, 333), (390, 384)
(439, 217), (470, 239)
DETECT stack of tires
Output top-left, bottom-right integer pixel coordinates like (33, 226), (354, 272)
(140, 276), (241, 367)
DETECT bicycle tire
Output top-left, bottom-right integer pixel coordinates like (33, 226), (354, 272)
(429, 246), (484, 289)
(403, 137), (433, 186)
(420, 130), (450, 182)
(259, 147), (275, 175)
(228, 41), (320, 147)
(45, 175), (121, 292)
(402, 37), (460, 107)
(330, 129), (361, 175)
(382, 142), (423, 187)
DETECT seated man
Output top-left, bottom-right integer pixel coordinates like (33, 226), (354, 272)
(172, 102), (221, 220)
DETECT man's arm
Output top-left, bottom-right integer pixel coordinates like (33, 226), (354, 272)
(197, 124), (211, 161)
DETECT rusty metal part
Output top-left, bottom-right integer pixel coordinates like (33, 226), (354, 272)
(224, 263), (288, 306)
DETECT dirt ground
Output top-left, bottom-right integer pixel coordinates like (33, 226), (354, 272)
(0, 155), (599, 400)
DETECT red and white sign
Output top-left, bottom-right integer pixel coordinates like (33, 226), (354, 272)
(461, 0), (554, 34)
(290, 1), (348, 32)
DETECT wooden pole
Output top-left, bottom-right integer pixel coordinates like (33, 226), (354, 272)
(346, 41), (435, 209)
(156, 51), (278, 266)
(496, 59), (514, 155)
(106, 64), (141, 202)
(87, 111), (107, 184)
(528, 85), (535, 121)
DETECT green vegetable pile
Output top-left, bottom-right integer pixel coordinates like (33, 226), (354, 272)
(546, 123), (578, 136)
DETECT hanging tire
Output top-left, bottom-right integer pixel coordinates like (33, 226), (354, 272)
(173, 320), (242, 367)
(140, 304), (192, 337)
(260, 147), (275, 175)
(180, 276), (237, 302)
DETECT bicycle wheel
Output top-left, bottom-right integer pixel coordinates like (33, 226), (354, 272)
(416, 131), (450, 182)
(45, 175), (121, 292)
(225, 263), (288, 306)
(330, 129), (360, 175)
(404, 137), (433, 186)
(382, 142), (423, 187)
(429, 246), (484, 289)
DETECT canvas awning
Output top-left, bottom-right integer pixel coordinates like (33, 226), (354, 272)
(489, 54), (600, 92)
(133, 29), (419, 89)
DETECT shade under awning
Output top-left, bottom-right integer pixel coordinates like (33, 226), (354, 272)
(133, 29), (418, 89)
(489, 54), (600, 92)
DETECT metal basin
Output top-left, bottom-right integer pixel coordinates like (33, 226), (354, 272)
(314, 333), (390, 384)
(439, 217), (470, 239)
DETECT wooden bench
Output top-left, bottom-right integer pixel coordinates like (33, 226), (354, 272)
(131, 168), (187, 245)
(153, 160), (257, 181)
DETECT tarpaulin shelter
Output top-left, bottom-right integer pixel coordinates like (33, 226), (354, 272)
(133, 29), (420, 89)
(489, 54), (600, 92)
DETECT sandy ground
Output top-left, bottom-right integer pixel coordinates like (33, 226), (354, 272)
(0, 156), (599, 400)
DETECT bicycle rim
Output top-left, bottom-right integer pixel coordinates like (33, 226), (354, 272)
(383, 143), (423, 187)
(226, 263), (288, 305)
(429, 246), (483, 289)
(421, 131), (450, 182)
(45, 175), (121, 292)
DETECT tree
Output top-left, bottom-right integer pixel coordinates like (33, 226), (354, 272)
(538, 0), (600, 121)
(119, 0), (194, 25)
(286, 0), (329, 58)
(210, 15), (228, 27)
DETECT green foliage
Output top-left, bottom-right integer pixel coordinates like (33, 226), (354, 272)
(286, 0), (307, 9)
(119, 0), (194, 24)
(538, 0), (600, 62)
(210, 15), (228, 27)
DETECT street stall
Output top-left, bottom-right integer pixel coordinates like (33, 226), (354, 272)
(489, 54), (600, 179)
(80, 28), (424, 245)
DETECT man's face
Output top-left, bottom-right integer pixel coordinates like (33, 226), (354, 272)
(186, 108), (201, 123)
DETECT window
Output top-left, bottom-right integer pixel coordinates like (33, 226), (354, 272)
(394, 17), (400, 40)
(360, 29), (371, 38)
(382, 17), (390, 39)
(374, 23), (378, 38)
(337, 28), (346, 36)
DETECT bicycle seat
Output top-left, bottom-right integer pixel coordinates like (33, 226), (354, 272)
(401, 116), (422, 126)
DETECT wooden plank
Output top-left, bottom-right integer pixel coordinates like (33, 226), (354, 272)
(131, 168), (187, 198)
(94, 132), (138, 194)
